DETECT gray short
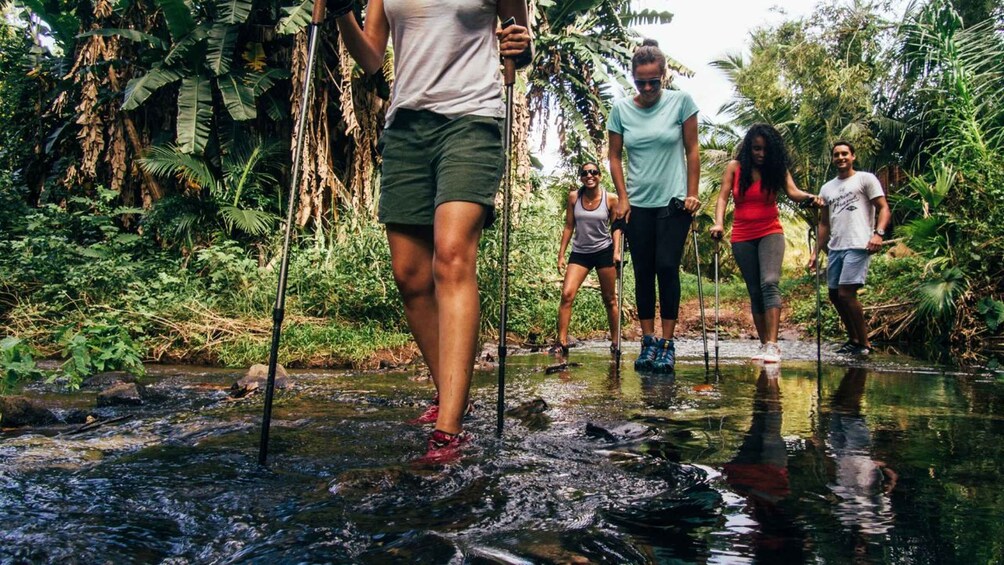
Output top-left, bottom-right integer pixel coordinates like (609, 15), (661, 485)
(827, 248), (871, 289)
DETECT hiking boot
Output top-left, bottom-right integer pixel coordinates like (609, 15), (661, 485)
(634, 335), (660, 371)
(751, 343), (767, 361)
(416, 429), (471, 465)
(650, 338), (677, 373)
(762, 342), (781, 364)
(836, 341), (859, 354)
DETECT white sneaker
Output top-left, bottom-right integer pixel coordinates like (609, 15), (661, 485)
(751, 343), (767, 361)
(762, 342), (781, 364)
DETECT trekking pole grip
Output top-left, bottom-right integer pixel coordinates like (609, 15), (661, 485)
(312, 0), (326, 24)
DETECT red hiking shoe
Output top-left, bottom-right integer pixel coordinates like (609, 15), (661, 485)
(408, 397), (474, 425)
(414, 429), (471, 465)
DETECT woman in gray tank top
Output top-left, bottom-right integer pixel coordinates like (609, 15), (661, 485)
(335, 0), (531, 461)
(553, 162), (622, 360)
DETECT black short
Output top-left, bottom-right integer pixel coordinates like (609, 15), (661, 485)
(568, 245), (615, 270)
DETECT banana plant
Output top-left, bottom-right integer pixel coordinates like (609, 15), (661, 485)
(90, 0), (289, 155)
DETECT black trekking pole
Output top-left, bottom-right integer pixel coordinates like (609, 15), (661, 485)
(713, 238), (720, 376)
(496, 19), (517, 437)
(691, 226), (709, 374)
(258, 0), (328, 466)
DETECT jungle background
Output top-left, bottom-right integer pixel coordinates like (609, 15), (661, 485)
(1, 0), (1002, 391)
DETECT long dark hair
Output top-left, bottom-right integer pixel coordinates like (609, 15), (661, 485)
(737, 123), (790, 197)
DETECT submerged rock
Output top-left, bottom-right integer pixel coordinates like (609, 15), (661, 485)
(585, 421), (656, 443)
(81, 371), (140, 389)
(230, 363), (289, 398)
(97, 382), (144, 406)
(506, 398), (549, 418)
(0, 396), (59, 427)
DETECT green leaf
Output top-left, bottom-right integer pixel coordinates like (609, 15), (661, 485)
(78, 28), (169, 50)
(154, 0), (197, 41)
(206, 24), (238, 75)
(247, 68), (291, 96)
(123, 65), (184, 110)
(219, 205), (276, 235)
(218, 74), (257, 120)
(163, 25), (209, 66)
(277, 0), (313, 35)
(217, 0), (252, 24)
(177, 74), (214, 154)
(977, 297), (1004, 333)
(16, 0), (81, 46)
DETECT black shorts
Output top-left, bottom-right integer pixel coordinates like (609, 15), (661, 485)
(568, 245), (615, 270)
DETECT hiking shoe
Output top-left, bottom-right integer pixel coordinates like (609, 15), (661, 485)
(836, 341), (859, 354)
(762, 342), (781, 364)
(650, 338), (677, 373)
(548, 342), (569, 359)
(851, 344), (872, 357)
(751, 343), (767, 361)
(416, 429), (471, 465)
(634, 335), (660, 371)
(409, 396), (474, 425)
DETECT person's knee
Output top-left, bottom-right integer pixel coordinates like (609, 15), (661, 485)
(760, 282), (781, 310)
(828, 288), (841, 304)
(392, 263), (434, 302)
(837, 286), (858, 302)
(560, 286), (577, 307)
(433, 245), (476, 286)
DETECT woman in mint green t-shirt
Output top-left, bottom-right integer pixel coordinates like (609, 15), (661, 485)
(608, 38), (700, 374)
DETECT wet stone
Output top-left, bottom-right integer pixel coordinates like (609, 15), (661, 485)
(585, 422), (657, 443)
(230, 363), (288, 398)
(0, 396), (59, 427)
(96, 382), (144, 407)
(81, 371), (140, 389)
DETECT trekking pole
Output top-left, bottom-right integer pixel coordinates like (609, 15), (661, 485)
(497, 18), (517, 437)
(713, 238), (720, 376)
(691, 226), (709, 374)
(258, 0), (328, 466)
(814, 209), (822, 380)
(614, 228), (626, 372)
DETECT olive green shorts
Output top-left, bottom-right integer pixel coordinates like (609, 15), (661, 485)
(378, 108), (504, 227)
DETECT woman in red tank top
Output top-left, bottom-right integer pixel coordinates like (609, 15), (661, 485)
(709, 124), (822, 363)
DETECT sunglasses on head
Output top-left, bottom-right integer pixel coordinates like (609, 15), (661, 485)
(633, 78), (662, 89)
(580, 169), (601, 176)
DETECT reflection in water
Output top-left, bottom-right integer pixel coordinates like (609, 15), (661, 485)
(825, 367), (897, 538)
(723, 365), (808, 561)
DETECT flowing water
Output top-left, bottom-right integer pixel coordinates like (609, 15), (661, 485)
(2, 341), (1003, 563)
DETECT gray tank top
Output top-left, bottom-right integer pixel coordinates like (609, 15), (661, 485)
(571, 189), (613, 254)
(383, 0), (505, 126)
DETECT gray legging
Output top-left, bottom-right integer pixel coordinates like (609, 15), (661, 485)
(731, 233), (785, 314)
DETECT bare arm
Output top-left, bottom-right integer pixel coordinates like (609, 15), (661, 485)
(866, 195), (891, 254)
(557, 191), (576, 274)
(334, 0), (389, 76)
(810, 205), (831, 271)
(682, 114), (701, 213)
(783, 171), (824, 206)
(710, 160), (736, 240)
(609, 132), (630, 222)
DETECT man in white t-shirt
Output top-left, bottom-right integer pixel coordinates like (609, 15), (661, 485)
(809, 142), (891, 356)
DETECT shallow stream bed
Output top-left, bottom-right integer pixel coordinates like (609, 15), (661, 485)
(2, 341), (1002, 563)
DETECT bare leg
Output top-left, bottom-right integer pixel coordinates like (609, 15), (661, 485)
(662, 318), (677, 339)
(838, 285), (870, 348)
(387, 225), (440, 389)
(751, 312), (767, 344)
(432, 202), (487, 435)
(640, 318), (656, 336)
(596, 265), (619, 339)
(764, 307), (780, 344)
(829, 288), (858, 344)
(557, 263), (591, 347)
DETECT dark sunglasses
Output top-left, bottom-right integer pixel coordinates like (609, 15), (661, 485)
(633, 78), (662, 89)
(580, 169), (601, 176)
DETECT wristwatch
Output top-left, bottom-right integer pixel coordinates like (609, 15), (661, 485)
(873, 229), (886, 238)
